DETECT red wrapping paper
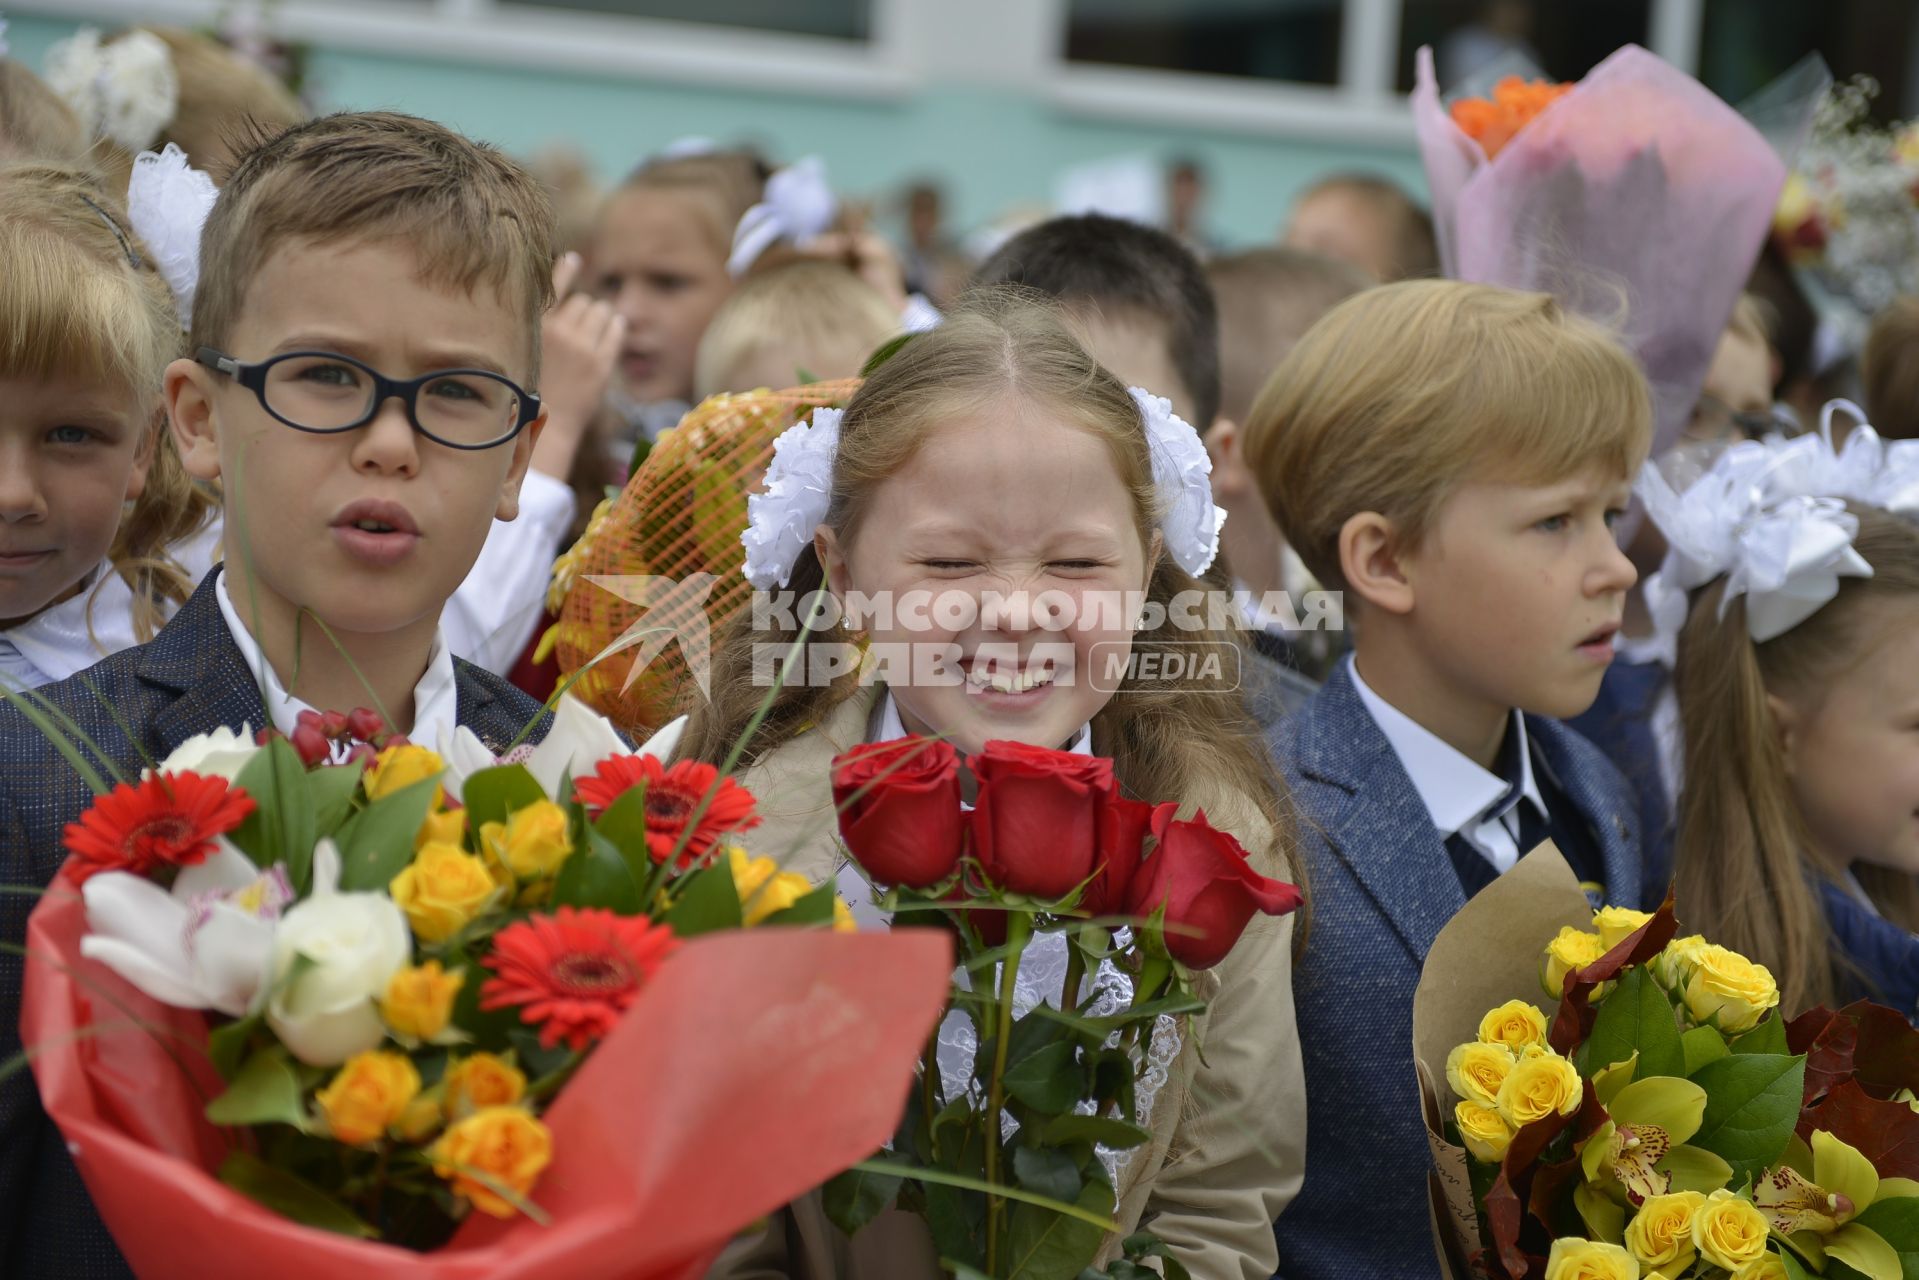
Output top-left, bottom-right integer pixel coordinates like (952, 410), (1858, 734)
(23, 883), (952, 1279)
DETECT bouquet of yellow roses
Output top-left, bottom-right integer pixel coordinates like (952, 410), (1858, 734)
(1415, 848), (1919, 1280)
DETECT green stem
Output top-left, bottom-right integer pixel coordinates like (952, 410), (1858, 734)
(1060, 938), (1086, 1015)
(984, 912), (1030, 1277)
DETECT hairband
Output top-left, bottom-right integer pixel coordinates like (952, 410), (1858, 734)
(739, 387), (1226, 590)
(79, 195), (141, 269)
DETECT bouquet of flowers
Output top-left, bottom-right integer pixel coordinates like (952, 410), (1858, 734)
(822, 736), (1303, 1279)
(1412, 42), (1825, 461)
(1414, 847), (1919, 1280)
(17, 696), (954, 1278)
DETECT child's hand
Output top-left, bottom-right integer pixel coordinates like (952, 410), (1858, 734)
(533, 251), (625, 478)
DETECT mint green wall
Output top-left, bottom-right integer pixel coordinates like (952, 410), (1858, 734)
(4, 11), (1423, 247)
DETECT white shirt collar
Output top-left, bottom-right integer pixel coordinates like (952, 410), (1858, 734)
(214, 570), (460, 747)
(1347, 654), (1545, 839)
(873, 691), (1093, 757)
(0, 562), (132, 691)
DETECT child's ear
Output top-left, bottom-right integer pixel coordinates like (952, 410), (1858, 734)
(165, 357), (223, 481)
(493, 409), (547, 522)
(815, 525), (849, 598)
(1338, 511), (1414, 615)
(1766, 692), (1801, 776)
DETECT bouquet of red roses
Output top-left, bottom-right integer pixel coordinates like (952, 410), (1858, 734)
(16, 696), (953, 1278)
(822, 736), (1302, 1280)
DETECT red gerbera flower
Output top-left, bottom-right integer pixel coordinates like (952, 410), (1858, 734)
(478, 907), (681, 1051)
(60, 771), (256, 885)
(573, 755), (761, 869)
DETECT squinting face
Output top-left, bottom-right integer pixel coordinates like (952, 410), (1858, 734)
(170, 237), (539, 649)
(0, 374), (151, 628)
(1780, 600), (1919, 877)
(1402, 465), (1636, 720)
(821, 399), (1153, 755)
(589, 188), (734, 405)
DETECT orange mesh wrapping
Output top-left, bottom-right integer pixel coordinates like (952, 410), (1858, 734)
(554, 380), (859, 733)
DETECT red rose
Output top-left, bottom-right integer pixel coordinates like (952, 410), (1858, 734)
(1080, 794), (1154, 919)
(970, 741), (1115, 899)
(1126, 806), (1302, 970)
(832, 738), (966, 888)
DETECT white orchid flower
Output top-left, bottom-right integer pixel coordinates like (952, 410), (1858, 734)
(265, 840), (412, 1066)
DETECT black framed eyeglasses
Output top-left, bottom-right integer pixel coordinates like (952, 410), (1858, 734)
(196, 348), (541, 451)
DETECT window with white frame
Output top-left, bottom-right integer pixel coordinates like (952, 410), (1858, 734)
(1063, 0), (1345, 86)
(492, 0), (874, 42)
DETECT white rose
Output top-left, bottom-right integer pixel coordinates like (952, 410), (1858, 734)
(266, 840), (413, 1066)
(153, 724), (260, 782)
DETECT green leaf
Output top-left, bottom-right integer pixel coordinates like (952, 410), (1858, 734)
(205, 1048), (307, 1129)
(1689, 1053), (1808, 1191)
(550, 828), (640, 913)
(207, 1011), (264, 1081)
(227, 739), (318, 890)
(1778, 1249), (1816, 1280)
(460, 764), (548, 832)
(1852, 1196), (1919, 1279)
(307, 760), (366, 835)
(760, 881), (838, 927)
(1013, 1144), (1083, 1204)
(1683, 1025), (1731, 1076)
(1732, 1015), (1790, 1057)
(1006, 1177), (1115, 1280)
(1003, 1041), (1082, 1114)
(824, 1163), (904, 1235)
(333, 774), (441, 892)
(1586, 967), (1686, 1080)
(1039, 1114), (1152, 1151)
(591, 782), (651, 864)
(664, 863), (745, 937)
(217, 1151), (378, 1238)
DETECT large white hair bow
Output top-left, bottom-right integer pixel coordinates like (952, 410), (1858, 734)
(738, 388), (1225, 590)
(125, 144), (218, 328)
(727, 156), (837, 277)
(1636, 401), (1919, 665)
(44, 27), (178, 155)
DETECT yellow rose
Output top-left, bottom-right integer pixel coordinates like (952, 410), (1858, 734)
(727, 847), (811, 925)
(1692, 1190), (1769, 1270)
(1682, 946), (1780, 1035)
(1455, 1100), (1515, 1162)
(415, 805), (465, 852)
(1544, 1238), (1639, 1280)
(443, 1052), (527, 1120)
(379, 960), (464, 1043)
(315, 1050), (421, 1146)
(1650, 935), (1711, 991)
(1593, 907), (1653, 951)
(390, 843), (501, 943)
(366, 743), (445, 803)
(1543, 927), (1607, 999)
(430, 1106), (553, 1218)
(480, 800), (575, 880)
(1732, 1256), (1789, 1280)
(1495, 1048), (1582, 1128)
(1478, 1000), (1550, 1052)
(1625, 1190), (1705, 1270)
(1447, 1041), (1518, 1107)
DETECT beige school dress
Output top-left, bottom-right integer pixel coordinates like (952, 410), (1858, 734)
(708, 684), (1306, 1280)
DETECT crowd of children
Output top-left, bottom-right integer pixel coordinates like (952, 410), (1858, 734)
(1, 20), (1916, 1280)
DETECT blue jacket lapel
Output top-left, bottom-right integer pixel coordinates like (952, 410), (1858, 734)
(134, 569), (271, 757)
(1292, 664), (1468, 963)
(1532, 717), (1645, 909)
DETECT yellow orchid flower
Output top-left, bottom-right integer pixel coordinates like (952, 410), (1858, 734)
(1578, 1075), (1732, 1211)
(1758, 1131), (1919, 1280)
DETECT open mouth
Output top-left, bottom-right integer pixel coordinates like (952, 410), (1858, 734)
(1577, 623), (1621, 656)
(962, 655), (1060, 696)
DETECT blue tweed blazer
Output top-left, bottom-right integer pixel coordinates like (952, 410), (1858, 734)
(0, 567), (552, 1279)
(1268, 663), (1643, 1279)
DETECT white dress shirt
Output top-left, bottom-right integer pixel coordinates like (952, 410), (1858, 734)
(1348, 654), (1548, 876)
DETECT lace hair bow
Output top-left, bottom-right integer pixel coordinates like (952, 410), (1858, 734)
(44, 27), (178, 155)
(1636, 400), (1919, 665)
(125, 144), (218, 328)
(739, 388), (1226, 589)
(727, 156), (837, 277)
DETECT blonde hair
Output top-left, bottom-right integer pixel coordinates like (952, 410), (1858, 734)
(192, 111), (557, 382)
(1242, 279), (1653, 591)
(694, 260), (899, 399)
(684, 288), (1296, 876)
(1863, 296), (1919, 441)
(610, 148), (769, 262)
(1674, 507), (1919, 1012)
(1206, 247), (1371, 425)
(0, 163), (217, 639)
(0, 59), (88, 165)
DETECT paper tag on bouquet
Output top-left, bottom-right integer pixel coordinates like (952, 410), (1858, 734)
(1410, 843), (1595, 1272)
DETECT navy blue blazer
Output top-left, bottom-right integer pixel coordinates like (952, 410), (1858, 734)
(0, 567), (552, 1278)
(1268, 663), (1643, 1279)
(1822, 880), (1919, 1020)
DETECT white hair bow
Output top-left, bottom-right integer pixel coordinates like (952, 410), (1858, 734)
(1636, 401), (1919, 664)
(727, 156), (837, 277)
(125, 144), (218, 328)
(44, 27), (178, 155)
